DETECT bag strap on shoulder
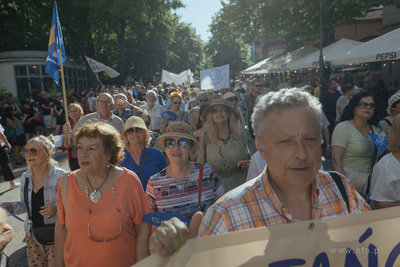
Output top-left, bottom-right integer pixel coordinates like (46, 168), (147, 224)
(328, 171), (350, 213)
(61, 173), (70, 212)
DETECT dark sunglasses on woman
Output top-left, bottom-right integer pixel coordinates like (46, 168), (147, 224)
(164, 138), (190, 148)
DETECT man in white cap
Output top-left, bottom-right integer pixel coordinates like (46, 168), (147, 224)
(378, 93), (400, 135)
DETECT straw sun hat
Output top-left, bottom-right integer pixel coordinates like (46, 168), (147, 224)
(122, 116), (148, 134)
(156, 122), (199, 152)
(202, 98), (239, 122)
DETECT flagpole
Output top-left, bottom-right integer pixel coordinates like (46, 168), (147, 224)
(94, 72), (103, 86)
(58, 49), (70, 145)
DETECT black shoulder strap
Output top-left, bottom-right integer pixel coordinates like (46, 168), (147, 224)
(383, 118), (392, 127)
(23, 178), (32, 219)
(328, 171), (350, 213)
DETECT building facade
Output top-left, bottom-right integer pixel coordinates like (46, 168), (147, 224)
(0, 51), (87, 101)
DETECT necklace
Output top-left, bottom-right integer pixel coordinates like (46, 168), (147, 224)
(85, 167), (111, 203)
(217, 131), (231, 144)
(169, 163), (192, 190)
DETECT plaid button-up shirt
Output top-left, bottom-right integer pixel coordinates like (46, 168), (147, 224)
(199, 169), (370, 237)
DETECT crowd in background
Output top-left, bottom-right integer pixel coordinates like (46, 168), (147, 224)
(0, 72), (400, 266)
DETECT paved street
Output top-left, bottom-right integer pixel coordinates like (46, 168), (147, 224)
(0, 149), (69, 267)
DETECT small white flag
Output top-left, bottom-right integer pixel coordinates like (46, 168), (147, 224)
(85, 56), (120, 78)
(200, 64), (229, 91)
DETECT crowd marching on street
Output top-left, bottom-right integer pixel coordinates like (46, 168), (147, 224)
(0, 74), (400, 266)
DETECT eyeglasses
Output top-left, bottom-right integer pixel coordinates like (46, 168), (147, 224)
(358, 102), (375, 109)
(211, 107), (228, 114)
(21, 148), (38, 157)
(173, 102), (182, 105)
(199, 99), (208, 103)
(254, 84), (262, 87)
(88, 201), (121, 242)
(226, 97), (238, 102)
(164, 138), (190, 148)
(96, 100), (112, 106)
(125, 127), (144, 134)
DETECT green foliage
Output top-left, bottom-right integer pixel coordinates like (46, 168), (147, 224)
(0, 0), (206, 85)
(224, 0), (396, 49)
(206, 3), (251, 76)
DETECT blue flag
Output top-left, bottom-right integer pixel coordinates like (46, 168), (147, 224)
(368, 133), (388, 154)
(45, 1), (66, 85)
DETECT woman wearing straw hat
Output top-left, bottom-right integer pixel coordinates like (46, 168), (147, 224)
(120, 116), (167, 192)
(198, 98), (250, 192)
(146, 122), (224, 218)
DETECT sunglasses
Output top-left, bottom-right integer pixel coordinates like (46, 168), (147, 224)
(173, 102), (182, 105)
(226, 97), (238, 102)
(254, 84), (262, 87)
(199, 99), (208, 103)
(164, 138), (190, 148)
(211, 107), (228, 114)
(125, 127), (144, 134)
(21, 147), (38, 157)
(358, 102), (375, 109)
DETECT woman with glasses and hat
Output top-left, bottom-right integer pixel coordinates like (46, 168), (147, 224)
(119, 116), (167, 191)
(161, 91), (188, 133)
(332, 91), (385, 196)
(378, 93), (400, 135)
(223, 92), (246, 130)
(146, 122), (224, 219)
(198, 99), (250, 192)
(55, 122), (152, 267)
(3, 135), (66, 267)
(189, 92), (210, 130)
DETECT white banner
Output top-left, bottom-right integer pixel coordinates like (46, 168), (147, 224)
(188, 69), (195, 84)
(162, 70), (189, 85)
(200, 64), (229, 91)
(85, 56), (120, 78)
(134, 206), (400, 267)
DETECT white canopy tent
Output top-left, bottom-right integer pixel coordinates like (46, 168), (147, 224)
(260, 46), (318, 72)
(330, 27), (400, 66)
(242, 56), (276, 74)
(289, 39), (363, 71)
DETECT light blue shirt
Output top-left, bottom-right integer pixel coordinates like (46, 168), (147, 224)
(11, 166), (66, 235)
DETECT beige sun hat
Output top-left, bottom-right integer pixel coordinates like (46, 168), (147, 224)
(202, 98), (240, 122)
(223, 92), (236, 100)
(156, 122), (198, 152)
(122, 116), (148, 134)
(387, 93), (400, 115)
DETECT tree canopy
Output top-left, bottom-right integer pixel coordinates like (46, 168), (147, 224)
(0, 0), (207, 84)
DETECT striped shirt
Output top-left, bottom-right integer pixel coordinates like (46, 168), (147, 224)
(146, 162), (225, 219)
(199, 169), (370, 237)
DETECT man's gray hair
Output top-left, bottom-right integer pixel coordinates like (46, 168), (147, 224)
(114, 93), (127, 101)
(252, 88), (322, 142)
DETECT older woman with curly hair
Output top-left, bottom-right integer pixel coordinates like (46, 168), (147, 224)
(55, 122), (152, 267)
(198, 98), (250, 191)
(119, 116), (167, 191)
(161, 91), (188, 133)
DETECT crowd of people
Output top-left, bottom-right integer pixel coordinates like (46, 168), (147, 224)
(0, 74), (399, 266)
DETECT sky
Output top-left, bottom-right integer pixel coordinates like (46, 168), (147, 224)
(174, 0), (225, 42)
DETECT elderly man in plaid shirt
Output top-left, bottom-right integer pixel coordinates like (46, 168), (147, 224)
(150, 88), (370, 256)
